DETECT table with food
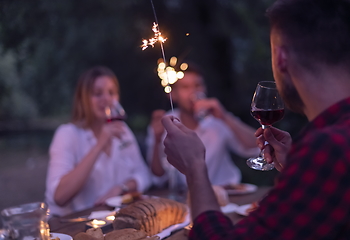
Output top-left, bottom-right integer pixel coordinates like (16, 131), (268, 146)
(47, 184), (271, 240)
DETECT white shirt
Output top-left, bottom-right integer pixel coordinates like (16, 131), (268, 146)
(146, 109), (260, 187)
(45, 123), (151, 216)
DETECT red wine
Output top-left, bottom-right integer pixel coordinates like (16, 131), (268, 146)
(251, 109), (284, 125)
(106, 116), (125, 122)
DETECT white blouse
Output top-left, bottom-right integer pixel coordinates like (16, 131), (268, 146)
(45, 123), (151, 216)
(146, 109), (260, 187)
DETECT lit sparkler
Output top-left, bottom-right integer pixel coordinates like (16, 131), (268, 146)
(141, 23), (167, 50)
(141, 0), (174, 112)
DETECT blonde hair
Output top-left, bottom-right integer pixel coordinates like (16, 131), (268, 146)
(71, 66), (120, 128)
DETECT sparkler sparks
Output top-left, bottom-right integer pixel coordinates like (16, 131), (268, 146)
(141, 23), (167, 50)
(157, 56), (188, 93)
(141, 0), (175, 112)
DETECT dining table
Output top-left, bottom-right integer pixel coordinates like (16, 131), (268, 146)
(49, 185), (272, 240)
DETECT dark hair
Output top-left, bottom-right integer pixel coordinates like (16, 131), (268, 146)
(172, 61), (206, 88)
(182, 61), (205, 77)
(71, 66), (120, 128)
(267, 0), (350, 70)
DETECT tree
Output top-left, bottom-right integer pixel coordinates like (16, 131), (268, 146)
(0, 0), (305, 134)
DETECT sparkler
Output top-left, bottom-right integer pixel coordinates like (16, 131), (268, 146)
(157, 56), (187, 90)
(141, 0), (174, 112)
(141, 23), (167, 50)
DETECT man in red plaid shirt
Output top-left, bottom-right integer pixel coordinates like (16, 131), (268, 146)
(161, 0), (350, 239)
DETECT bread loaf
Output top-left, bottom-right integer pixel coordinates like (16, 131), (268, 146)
(74, 228), (159, 240)
(113, 197), (187, 236)
(74, 232), (100, 240)
(104, 228), (147, 240)
(86, 227), (104, 240)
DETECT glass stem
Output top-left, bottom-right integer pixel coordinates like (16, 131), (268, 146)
(260, 124), (271, 158)
(258, 141), (269, 158)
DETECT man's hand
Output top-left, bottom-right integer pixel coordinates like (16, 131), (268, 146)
(162, 115), (220, 219)
(256, 126), (292, 172)
(194, 98), (226, 120)
(151, 110), (166, 142)
(161, 115), (206, 176)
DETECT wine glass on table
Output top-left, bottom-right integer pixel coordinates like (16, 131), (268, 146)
(105, 100), (130, 149)
(247, 81), (284, 171)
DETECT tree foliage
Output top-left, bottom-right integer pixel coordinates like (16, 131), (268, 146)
(0, 0), (306, 133)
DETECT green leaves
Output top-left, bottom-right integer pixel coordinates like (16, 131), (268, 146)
(0, 0), (282, 130)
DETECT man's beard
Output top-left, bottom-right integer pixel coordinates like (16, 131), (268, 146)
(279, 80), (305, 115)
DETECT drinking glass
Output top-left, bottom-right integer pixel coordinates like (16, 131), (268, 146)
(246, 81), (284, 171)
(1, 202), (50, 240)
(105, 100), (127, 122)
(105, 100), (130, 149)
(192, 91), (209, 121)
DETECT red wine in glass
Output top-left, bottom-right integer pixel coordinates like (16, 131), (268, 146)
(106, 116), (126, 123)
(247, 81), (284, 171)
(251, 108), (284, 126)
(105, 100), (127, 122)
(105, 100), (130, 148)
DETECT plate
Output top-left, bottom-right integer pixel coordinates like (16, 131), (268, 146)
(105, 196), (123, 207)
(156, 213), (191, 240)
(224, 183), (258, 195)
(50, 232), (73, 240)
(220, 203), (238, 214)
(234, 203), (256, 216)
(105, 195), (156, 207)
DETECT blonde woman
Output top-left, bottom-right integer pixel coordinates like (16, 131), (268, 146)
(45, 66), (151, 216)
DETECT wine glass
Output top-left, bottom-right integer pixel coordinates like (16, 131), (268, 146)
(105, 100), (130, 149)
(246, 81), (284, 171)
(105, 100), (126, 122)
(192, 91), (209, 121)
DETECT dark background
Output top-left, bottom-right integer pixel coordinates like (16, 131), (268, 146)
(0, 0), (308, 211)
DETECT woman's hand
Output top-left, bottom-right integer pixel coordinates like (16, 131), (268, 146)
(256, 126), (292, 172)
(97, 121), (125, 147)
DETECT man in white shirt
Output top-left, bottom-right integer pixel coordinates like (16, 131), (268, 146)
(146, 63), (259, 189)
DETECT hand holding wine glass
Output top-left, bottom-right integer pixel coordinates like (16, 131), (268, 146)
(105, 100), (127, 122)
(105, 100), (131, 149)
(247, 81), (284, 171)
(255, 126), (292, 172)
(192, 92), (226, 121)
(192, 91), (210, 121)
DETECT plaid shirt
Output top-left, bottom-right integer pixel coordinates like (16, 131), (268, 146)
(190, 97), (350, 240)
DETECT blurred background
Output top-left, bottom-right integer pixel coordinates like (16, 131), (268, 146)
(0, 0), (307, 212)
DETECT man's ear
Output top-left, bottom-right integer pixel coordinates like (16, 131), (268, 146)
(275, 46), (288, 73)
